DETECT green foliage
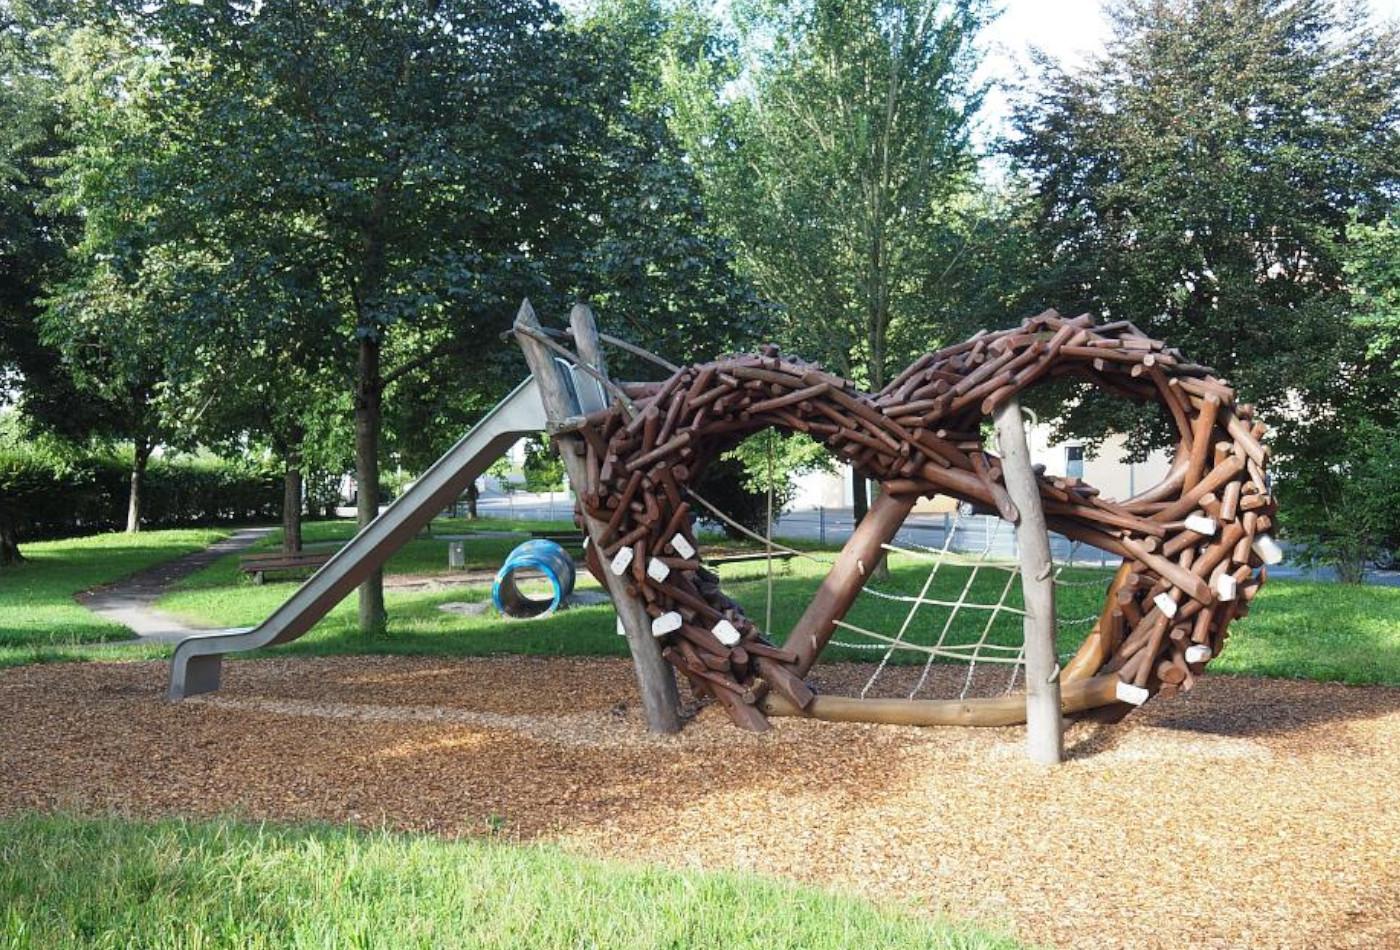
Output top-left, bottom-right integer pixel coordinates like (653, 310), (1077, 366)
(1276, 419), (1400, 582)
(725, 430), (832, 506)
(1008, 0), (1400, 452)
(1345, 210), (1400, 368)
(668, 0), (990, 385)
(522, 435), (566, 493)
(1270, 212), (1400, 580)
(0, 814), (1013, 948)
(568, 0), (770, 372)
(0, 434), (280, 543)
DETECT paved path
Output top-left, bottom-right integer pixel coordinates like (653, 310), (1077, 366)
(78, 527), (276, 643)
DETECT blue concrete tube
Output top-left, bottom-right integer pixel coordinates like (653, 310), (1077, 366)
(492, 539), (577, 618)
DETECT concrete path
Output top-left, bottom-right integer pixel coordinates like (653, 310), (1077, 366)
(78, 527), (276, 643)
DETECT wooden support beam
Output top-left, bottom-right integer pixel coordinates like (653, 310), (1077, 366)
(994, 395), (1063, 765)
(762, 674), (1122, 727)
(783, 490), (916, 677)
(516, 299), (682, 734)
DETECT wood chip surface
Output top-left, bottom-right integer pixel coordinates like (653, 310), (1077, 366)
(2, 657), (1396, 949)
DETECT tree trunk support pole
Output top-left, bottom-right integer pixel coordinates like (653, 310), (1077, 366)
(785, 489), (916, 677)
(993, 394), (1064, 764)
(514, 299), (682, 734)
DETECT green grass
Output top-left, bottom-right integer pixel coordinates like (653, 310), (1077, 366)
(151, 526), (1400, 685)
(1213, 578), (1400, 685)
(0, 528), (229, 668)
(0, 813), (1015, 949)
(1, 521), (1396, 686)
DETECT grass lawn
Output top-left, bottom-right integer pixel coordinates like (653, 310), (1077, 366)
(0, 520), (1395, 685)
(0, 528), (229, 669)
(149, 521), (1400, 684)
(0, 813), (1015, 949)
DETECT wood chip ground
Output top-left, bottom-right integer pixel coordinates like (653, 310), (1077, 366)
(2, 657), (1396, 948)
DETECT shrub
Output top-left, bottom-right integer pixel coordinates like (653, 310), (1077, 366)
(0, 445), (281, 543)
(522, 435), (565, 492)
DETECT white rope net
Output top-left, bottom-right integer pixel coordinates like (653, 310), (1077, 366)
(689, 481), (1108, 703)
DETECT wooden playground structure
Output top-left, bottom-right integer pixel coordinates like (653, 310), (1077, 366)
(168, 299), (1278, 765)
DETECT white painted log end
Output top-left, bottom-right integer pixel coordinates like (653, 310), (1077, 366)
(712, 619), (741, 646)
(1154, 592), (1179, 618)
(1185, 514), (1217, 536)
(1115, 681), (1151, 706)
(1185, 644), (1212, 664)
(671, 533), (696, 559)
(646, 557), (671, 582)
(609, 546), (634, 576)
(1252, 533), (1284, 565)
(1216, 573), (1237, 601)
(651, 611), (682, 637)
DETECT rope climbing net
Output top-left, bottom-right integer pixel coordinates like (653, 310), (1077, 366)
(689, 468), (1106, 704)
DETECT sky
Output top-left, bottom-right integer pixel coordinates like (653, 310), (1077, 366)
(975, 0), (1400, 141)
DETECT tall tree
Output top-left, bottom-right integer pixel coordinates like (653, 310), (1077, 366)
(567, 0), (769, 372)
(52, 0), (609, 631)
(667, 0), (988, 519)
(1007, 0), (1400, 452)
(9, 12), (167, 535)
(1272, 211), (1400, 580)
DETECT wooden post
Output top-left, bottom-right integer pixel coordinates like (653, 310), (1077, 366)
(785, 490), (916, 677)
(993, 395), (1063, 764)
(515, 299), (682, 734)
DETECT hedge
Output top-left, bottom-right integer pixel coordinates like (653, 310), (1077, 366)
(0, 448), (282, 540)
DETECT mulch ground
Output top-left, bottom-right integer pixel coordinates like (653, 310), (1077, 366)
(2, 656), (1396, 949)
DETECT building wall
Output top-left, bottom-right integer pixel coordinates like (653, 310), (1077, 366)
(786, 419), (1173, 511)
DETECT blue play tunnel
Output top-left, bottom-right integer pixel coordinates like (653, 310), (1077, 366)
(491, 539), (577, 618)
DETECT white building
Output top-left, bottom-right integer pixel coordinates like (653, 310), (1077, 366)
(789, 418), (1172, 513)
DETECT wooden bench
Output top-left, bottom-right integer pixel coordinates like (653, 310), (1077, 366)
(239, 548), (334, 584)
(704, 550), (798, 570)
(529, 530), (587, 547)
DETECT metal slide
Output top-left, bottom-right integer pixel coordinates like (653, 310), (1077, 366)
(167, 376), (550, 699)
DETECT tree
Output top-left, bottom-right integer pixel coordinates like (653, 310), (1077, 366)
(1007, 0), (1400, 453)
(1273, 212), (1400, 580)
(56, 0), (612, 632)
(567, 0), (770, 372)
(666, 0), (989, 519)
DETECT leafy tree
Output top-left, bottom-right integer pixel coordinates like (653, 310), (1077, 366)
(1273, 212), (1400, 580)
(1345, 211), (1400, 369)
(44, 0), (611, 632)
(24, 19), (180, 534)
(522, 435), (566, 492)
(567, 0), (770, 372)
(0, 2), (140, 555)
(666, 0), (989, 519)
(1007, 0), (1400, 453)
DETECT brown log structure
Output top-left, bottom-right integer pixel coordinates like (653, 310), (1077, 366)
(559, 310), (1276, 731)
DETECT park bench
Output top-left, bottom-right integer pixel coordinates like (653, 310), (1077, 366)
(529, 530), (587, 547)
(239, 547), (334, 584)
(704, 549), (798, 570)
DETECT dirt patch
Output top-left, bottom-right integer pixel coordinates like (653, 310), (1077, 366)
(2, 657), (1396, 948)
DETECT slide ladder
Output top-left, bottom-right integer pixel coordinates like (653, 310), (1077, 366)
(168, 375), (557, 699)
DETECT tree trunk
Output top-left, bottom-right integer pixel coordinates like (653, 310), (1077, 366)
(355, 336), (388, 635)
(0, 506), (24, 567)
(282, 439), (304, 555)
(126, 437), (152, 534)
(1337, 554), (1366, 584)
(851, 469), (869, 523)
(465, 481), (479, 520)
